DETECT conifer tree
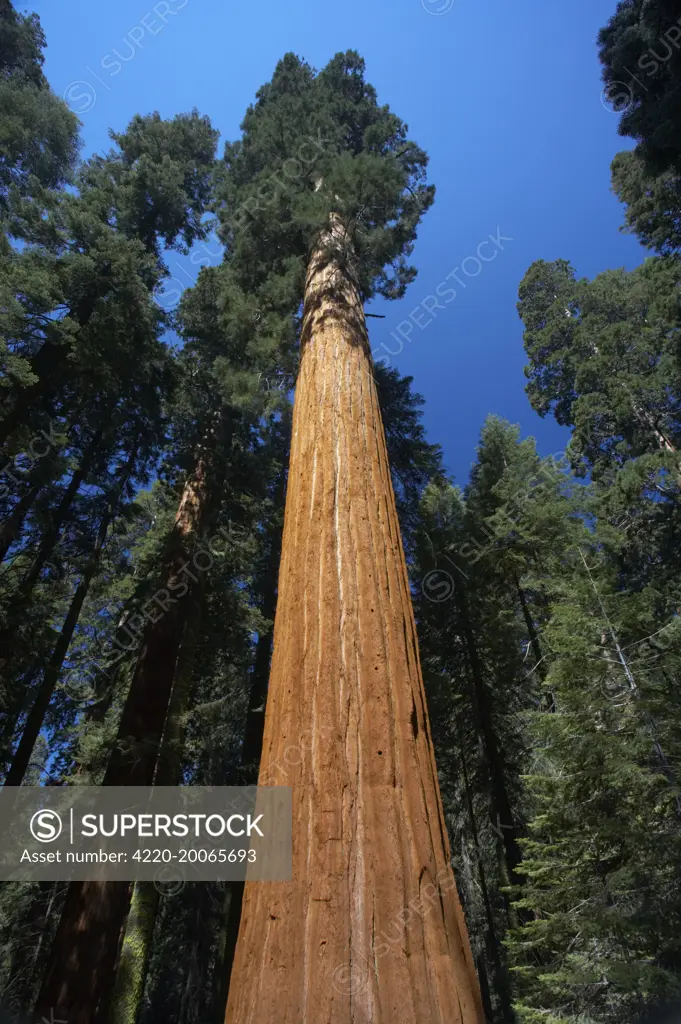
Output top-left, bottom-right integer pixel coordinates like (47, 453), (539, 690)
(411, 418), (571, 1023)
(220, 51), (483, 1024)
(506, 510), (681, 1023)
(514, 238), (681, 1022)
(599, 0), (681, 179)
(518, 255), (681, 479)
(0, 0), (78, 231)
(610, 149), (681, 256)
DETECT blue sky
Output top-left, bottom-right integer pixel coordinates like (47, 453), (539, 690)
(30, 0), (646, 483)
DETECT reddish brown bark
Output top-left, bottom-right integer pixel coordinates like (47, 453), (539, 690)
(225, 221), (484, 1024)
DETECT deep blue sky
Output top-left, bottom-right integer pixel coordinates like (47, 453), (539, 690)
(30, 0), (646, 484)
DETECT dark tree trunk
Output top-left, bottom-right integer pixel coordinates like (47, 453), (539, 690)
(0, 479), (43, 564)
(4, 447), (135, 787)
(513, 572), (554, 711)
(457, 586), (525, 891)
(107, 584), (204, 1024)
(453, 715), (515, 1023)
(0, 437), (66, 564)
(0, 663), (38, 773)
(215, 465), (285, 1017)
(16, 426), (103, 603)
(34, 426), (222, 1024)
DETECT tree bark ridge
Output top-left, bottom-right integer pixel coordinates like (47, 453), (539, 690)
(225, 220), (483, 1024)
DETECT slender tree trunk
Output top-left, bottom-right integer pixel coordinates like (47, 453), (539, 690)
(238, 457), (287, 783)
(225, 218), (484, 1024)
(0, 478), (43, 564)
(16, 425), (103, 602)
(78, 609), (141, 734)
(169, 886), (214, 1024)
(3, 447), (135, 787)
(513, 573), (554, 711)
(216, 627), (275, 1005)
(457, 587), (525, 890)
(0, 663), (38, 772)
(210, 886), (236, 1024)
(105, 881), (160, 1024)
(0, 432), (64, 564)
(514, 575), (541, 669)
(452, 716), (512, 1022)
(34, 431), (221, 1024)
(178, 886), (214, 1024)
(0, 425), (105, 683)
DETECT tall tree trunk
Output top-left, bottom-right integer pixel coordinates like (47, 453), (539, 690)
(513, 573), (554, 711)
(0, 431), (69, 565)
(225, 218), (484, 1024)
(210, 886), (236, 1024)
(107, 585), (204, 1024)
(452, 715), (511, 1022)
(0, 425), (104, 683)
(0, 663), (38, 773)
(105, 881), (160, 1024)
(448, 716), (512, 1024)
(3, 446), (135, 787)
(15, 425), (103, 603)
(0, 478), (43, 564)
(457, 586), (525, 892)
(514, 575), (542, 670)
(179, 885), (214, 1024)
(34, 431), (221, 1024)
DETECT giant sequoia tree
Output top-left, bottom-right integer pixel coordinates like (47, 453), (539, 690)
(7, 3), (681, 1023)
(218, 52), (484, 1024)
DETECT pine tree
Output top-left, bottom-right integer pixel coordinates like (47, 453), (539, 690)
(513, 237), (681, 1021)
(507, 512), (681, 1023)
(411, 417), (574, 1023)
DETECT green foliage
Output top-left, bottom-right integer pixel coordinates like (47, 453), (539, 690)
(513, 151), (681, 1018)
(599, 0), (681, 178)
(0, 0), (79, 228)
(507, 529), (681, 1023)
(215, 50), (434, 303)
(2, 6), (681, 1023)
(611, 150), (681, 256)
(518, 255), (681, 479)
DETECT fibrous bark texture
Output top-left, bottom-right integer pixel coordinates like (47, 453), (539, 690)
(225, 221), (484, 1024)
